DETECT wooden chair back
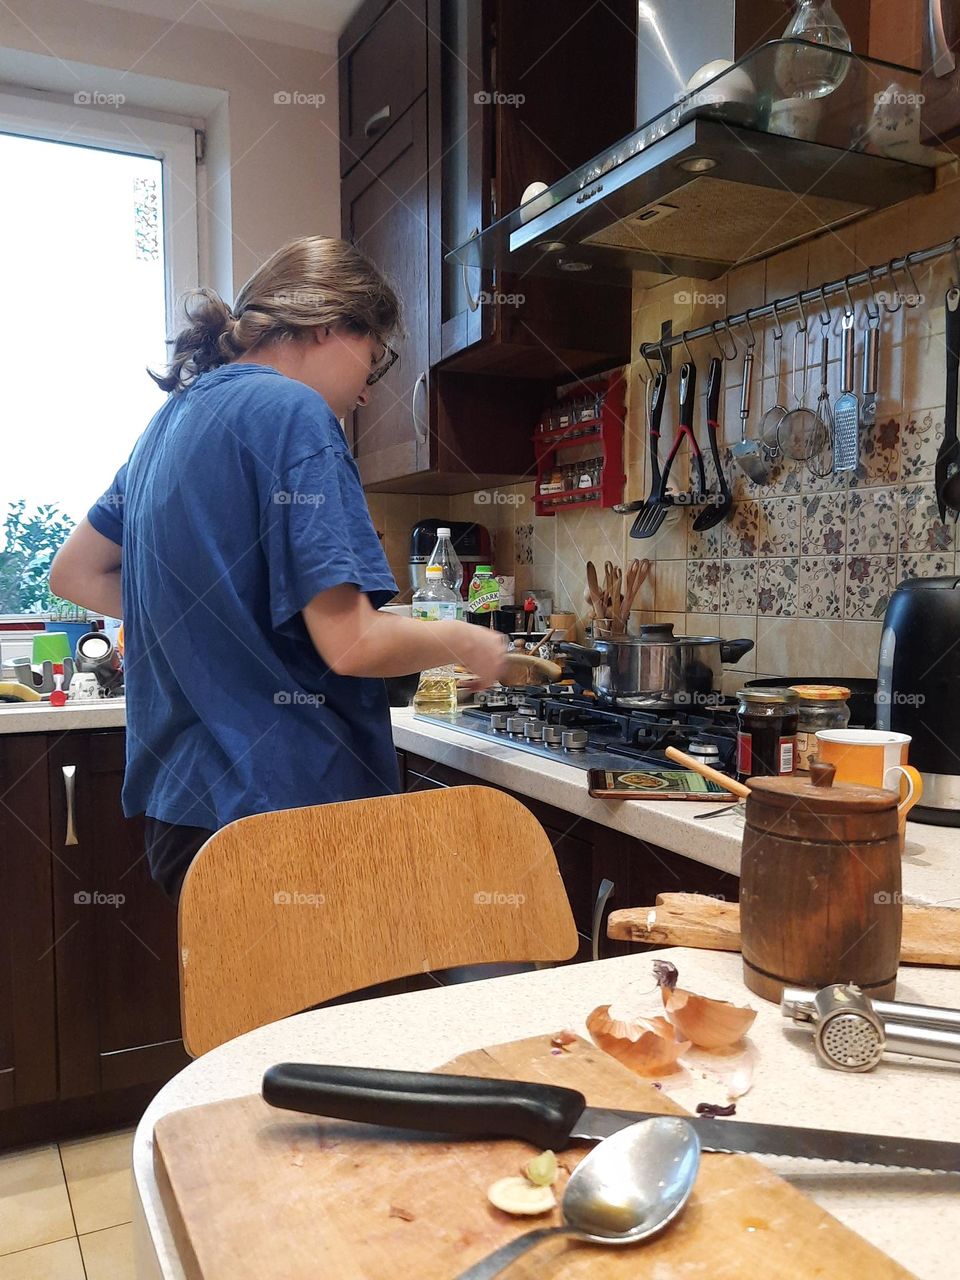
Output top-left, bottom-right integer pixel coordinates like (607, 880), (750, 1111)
(178, 786), (578, 1056)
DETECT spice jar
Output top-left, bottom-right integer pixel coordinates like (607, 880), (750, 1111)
(790, 684), (851, 771)
(736, 687), (799, 782)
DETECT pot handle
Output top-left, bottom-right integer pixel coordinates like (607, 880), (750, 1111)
(555, 642), (603, 667)
(719, 638), (754, 665)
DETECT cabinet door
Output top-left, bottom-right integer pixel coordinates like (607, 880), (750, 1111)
(340, 0), (428, 175)
(0, 736), (57, 1109)
(342, 97), (432, 488)
(48, 732), (188, 1098)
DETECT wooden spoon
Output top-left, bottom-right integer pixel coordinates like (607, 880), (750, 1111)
(502, 652), (563, 682)
(585, 561), (606, 620)
(619, 558), (652, 623)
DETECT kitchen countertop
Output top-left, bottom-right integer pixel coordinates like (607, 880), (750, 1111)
(132, 947), (960, 1280)
(0, 696), (125, 732)
(392, 708), (960, 910)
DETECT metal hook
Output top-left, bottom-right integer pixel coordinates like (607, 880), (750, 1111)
(816, 285), (832, 329)
(770, 297), (785, 342)
(841, 277), (856, 321)
(681, 330), (696, 366)
(711, 318), (737, 361)
(741, 310), (757, 350)
(794, 292), (808, 333)
(881, 260), (903, 314)
(639, 345), (658, 383)
(951, 236), (960, 290)
(899, 253), (923, 308)
(863, 272), (881, 325)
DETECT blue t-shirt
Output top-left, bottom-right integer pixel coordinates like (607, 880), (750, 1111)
(88, 363), (400, 831)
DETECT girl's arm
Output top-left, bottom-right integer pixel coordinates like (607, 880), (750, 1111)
(50, 519), (123, 620)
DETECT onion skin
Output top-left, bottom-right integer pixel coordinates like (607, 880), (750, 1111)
(586, 1005), (690, 1076)
(661, 987), (756, 1049)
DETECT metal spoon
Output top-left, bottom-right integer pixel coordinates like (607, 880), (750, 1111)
(457, 1117), (700, 1280)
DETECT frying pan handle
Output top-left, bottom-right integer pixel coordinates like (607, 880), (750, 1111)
(719, 638), (755, 664)
(649, 370), (667, 492)
(555, 641), (603, 667)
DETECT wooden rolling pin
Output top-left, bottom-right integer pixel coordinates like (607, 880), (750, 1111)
(607, 892), (960, 968)
(664, 745), (750, 799)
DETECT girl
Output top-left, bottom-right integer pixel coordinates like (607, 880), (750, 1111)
(51, 236), (508, 898)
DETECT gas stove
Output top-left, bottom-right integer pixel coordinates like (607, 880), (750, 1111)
(415, 685), (739, 776)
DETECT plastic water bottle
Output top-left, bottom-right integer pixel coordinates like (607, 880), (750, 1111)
(412, 566), (459, 714)
(427, 527), (463, 596)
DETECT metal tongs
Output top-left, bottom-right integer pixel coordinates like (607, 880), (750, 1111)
(782, 983), (960, 1072)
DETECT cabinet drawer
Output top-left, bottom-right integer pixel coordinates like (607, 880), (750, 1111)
(340, 0), (428, 174)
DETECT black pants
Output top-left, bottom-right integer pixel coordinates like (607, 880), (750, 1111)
(144, 816), (215, 902)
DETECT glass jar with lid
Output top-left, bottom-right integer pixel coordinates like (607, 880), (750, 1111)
(790, 684), (851, 772)
(736, 688), (800, 782)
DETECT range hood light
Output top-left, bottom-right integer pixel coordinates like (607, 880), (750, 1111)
(677, 156), (717, 173)
(558, 260), (592, 272)
(535, 241), (567, 252)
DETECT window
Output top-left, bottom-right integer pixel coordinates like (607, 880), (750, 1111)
(0, 93), (199, 614)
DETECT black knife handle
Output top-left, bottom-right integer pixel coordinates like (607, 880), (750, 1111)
(648, 370), (667, 495)
(945, 289), (960, 450)
(261, 1063), (586, 1149)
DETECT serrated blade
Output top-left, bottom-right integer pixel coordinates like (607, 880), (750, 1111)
(574, 1106), (960, 1172)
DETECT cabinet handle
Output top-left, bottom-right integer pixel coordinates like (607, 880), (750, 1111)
(592, 877), (615, 962)
(462, 227), (481, 312)
(363, 104), (391, 137)
(930, 0), (957, 77)
(411, 371), (428, 444)
(62, 765), (78, 846)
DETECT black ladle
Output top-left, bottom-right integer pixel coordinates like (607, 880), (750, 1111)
(936, 288), (960, 519)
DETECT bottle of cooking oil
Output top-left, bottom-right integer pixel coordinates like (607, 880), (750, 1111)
(412, 566), (459, 714)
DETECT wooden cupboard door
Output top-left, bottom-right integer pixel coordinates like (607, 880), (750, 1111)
(48, 732), (188, 1098)
(342, 97), (432, 488)
(0, 736), (57, 1109)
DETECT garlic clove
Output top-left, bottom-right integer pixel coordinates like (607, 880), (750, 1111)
(586, 1005), (690, 1077)
(661, 986), (756, 1049)
(487, 1175), (556, 1216)
(523, 1149), (558, 1187)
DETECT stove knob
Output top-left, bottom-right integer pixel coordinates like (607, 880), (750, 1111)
(688, 740), (721, 763)
(523, 721), (544, 741)
(561, 729), (589, 751)
(506, 717), (527, 735)
(489, 713), (509, 731)
(542, 725), (563, 746)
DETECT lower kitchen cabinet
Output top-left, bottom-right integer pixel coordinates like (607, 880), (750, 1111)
(397, 750), (739, 961)
(0, 729), (188, 1148)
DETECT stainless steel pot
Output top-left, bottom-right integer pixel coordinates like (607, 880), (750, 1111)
(558, 623), (754, 708)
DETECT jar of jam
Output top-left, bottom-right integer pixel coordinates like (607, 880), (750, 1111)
(736, 688), (799, 782)
(790, 684), (851, 771)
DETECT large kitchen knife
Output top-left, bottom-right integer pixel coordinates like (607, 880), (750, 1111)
(262, 1063), (960, 1173)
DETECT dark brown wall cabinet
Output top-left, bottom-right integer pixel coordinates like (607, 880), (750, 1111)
(339, 0), (635, 492)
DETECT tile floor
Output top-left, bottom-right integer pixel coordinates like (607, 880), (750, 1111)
(0, 1129), (134, 1279)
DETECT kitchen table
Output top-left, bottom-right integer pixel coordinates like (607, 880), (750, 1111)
(133, 947), (960, 1279)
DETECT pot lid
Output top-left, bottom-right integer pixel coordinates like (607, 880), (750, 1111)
(748, 761), (898, 813)
(738, 686), (800, 705)
(789, 683), (851, 701)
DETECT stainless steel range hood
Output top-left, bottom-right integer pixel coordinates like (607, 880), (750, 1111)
(447, 42), (944, 288)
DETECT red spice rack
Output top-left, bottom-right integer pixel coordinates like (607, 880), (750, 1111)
(533, 371), (626, 516)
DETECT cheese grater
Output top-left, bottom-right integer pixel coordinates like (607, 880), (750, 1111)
(832, 311), (859, 472)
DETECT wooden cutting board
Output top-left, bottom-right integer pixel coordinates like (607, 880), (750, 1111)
(153, 1034), (912, 1279)
(607, 893), (960, 967)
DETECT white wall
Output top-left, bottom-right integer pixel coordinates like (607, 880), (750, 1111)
(0, 0), (342, 295)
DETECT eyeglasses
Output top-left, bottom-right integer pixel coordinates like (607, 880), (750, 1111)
(366, 344), (399, 386)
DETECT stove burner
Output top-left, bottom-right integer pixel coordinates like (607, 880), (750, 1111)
(561, 728), (589, 751)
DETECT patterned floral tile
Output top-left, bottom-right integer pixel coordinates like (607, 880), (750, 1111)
(515, 523), (534, 565)
(799, 556), (845, 620)
(898, 482), (956, 553)
(845, 554), (897, 621)
(758, 496), (801, 557)
(899, 552), (954, 583)
(846, 486), (898, 553)
(855, 416), (900, 485)
(721, 559), (758, 614)
(686, 559), (720, 613)
(801, 492), (847, 556)
(686, 509), (721, 560)
(758, 558), (799, 617)
(899, 409), (944, 482)
(721, 501), (760, 558)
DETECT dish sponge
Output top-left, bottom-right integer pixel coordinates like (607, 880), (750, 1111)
(0, 681), (43, 703)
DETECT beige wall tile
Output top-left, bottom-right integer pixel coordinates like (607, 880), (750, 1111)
(0, 1145), (74, 1255)
(59, 1129), (134, 1235)
(840, 621), (884, 678)
(654, 559), (686, 612)
(756, 617), (844, 677)
(0, 1238), (84, 1280)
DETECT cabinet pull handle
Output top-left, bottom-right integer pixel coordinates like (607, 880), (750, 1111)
(412, 371), (428, 444)
(930, 0), (957, 77)
(462, 227), (481, 312)
(363, 104), (391, 137)
(592, 878), (615, 962)
(62, 765), (78, 846)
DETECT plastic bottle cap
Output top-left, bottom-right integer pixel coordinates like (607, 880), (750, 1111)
(425, 565), (443, 576)
(476, 565), (492, 574)
(437, 527), (451, 537)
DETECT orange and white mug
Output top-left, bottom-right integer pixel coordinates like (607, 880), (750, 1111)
(815, 729), (923, 848)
